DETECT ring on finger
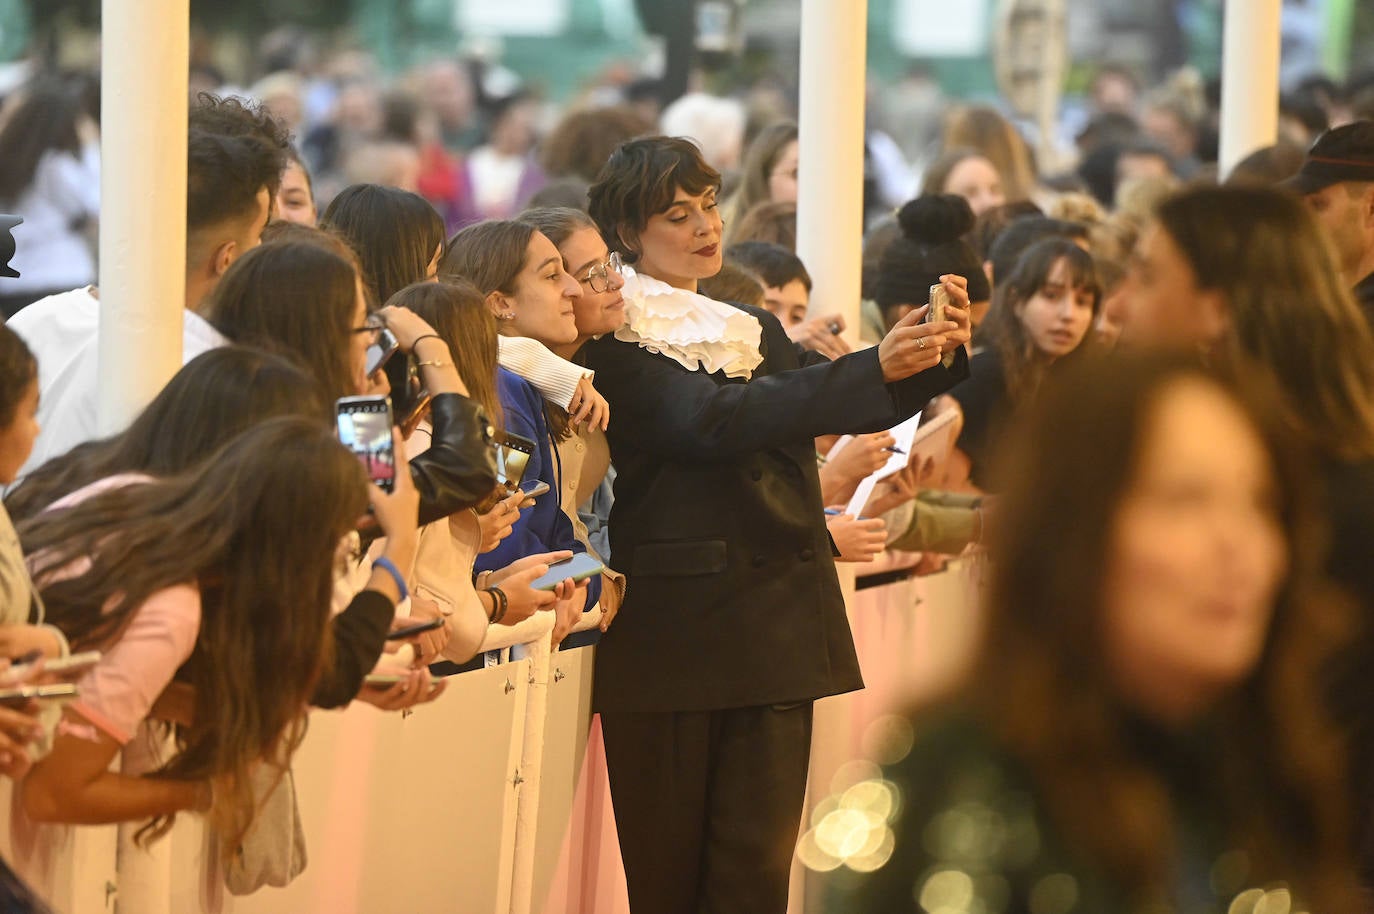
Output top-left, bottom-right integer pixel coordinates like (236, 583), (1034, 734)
(917, 337), (927, 350)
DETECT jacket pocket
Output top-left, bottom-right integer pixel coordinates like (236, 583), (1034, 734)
(630, 540), (728, 577)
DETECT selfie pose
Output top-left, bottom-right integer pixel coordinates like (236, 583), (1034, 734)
(582, 135), (971, 914)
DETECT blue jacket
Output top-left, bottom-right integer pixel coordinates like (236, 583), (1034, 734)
(477, 368), (601, 618)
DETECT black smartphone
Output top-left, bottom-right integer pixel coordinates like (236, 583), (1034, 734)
(336, 395), (396, 493)
(366, 327), (400, 376)
(385, 617), (445, 640)
(494, 432), (536, 491)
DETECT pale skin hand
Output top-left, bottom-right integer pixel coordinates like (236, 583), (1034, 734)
(567, 376), (610, 431)
(355, 664), (447, 711)
(475, 490), (523, 554)
(827, 513), (888, 563)
(549, 579), (588, 649)
(866, 461), (922, 518)
(0, 624), (63, 662)
(877, 275), (973, 382)
(388, 595), (449, 667)
(485, 553), (568, 626)
(597, 573), (622, 632)
(377, 305), (470, 397)
(788, 314), (853, 360)
(818, 432), (896, 505)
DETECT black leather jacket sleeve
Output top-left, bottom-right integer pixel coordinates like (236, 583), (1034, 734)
(410, 393), (498, 527)
(311, 589), (393, 708)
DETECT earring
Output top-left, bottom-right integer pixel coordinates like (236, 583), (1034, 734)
(498, 311), (515, 321)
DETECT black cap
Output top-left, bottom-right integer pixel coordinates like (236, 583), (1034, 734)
(1280, 120), (1374, 194)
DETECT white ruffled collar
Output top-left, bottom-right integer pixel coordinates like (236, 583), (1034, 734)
(613, 269), (764, 380)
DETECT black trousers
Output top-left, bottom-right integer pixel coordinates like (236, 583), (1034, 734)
(600, 702), (814, 914)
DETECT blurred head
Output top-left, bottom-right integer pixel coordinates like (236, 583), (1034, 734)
(274, 149), (317, 227)
(540, 105), (654, 183)
(941, 106), (1037, 202)
(0, 325), (39, 485)
(698, 262), (765, 309)
(1283, 121), (1374, 285)
(729, 199), (797, 251)
(973, 351), (1353, 895)
(0, 75), (86, 206)
(921, 148), (1005, 216)
(1124, 185), (1374, 461)
(733, 121), (800, 215)
(321, 183), (445, 306)
(588, 135), (724, 291)
(520, 207), (627, 342)
(657, 93), (746, 172)
(204, 234), (367, 398)
(444, 220), (580, 345)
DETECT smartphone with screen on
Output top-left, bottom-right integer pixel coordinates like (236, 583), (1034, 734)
(336, 395), (397, 493)
(494, 432), (537, 492)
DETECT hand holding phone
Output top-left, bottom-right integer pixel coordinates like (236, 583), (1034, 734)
(519, 479), (550, 499)
(529, 553), (605, 591)
(924, 283), (950, 325)
(0, 683), (79, 707)
(384, 617), (445, 641)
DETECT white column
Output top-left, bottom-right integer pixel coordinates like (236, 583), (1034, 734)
(795, 0), (867, 338)
(793, 2), (867, 912)
(1218, 0), (1282, 178)
(96, 0), (188, 435)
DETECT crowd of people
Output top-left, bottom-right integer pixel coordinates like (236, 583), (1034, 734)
(0, 33), (1371, 914)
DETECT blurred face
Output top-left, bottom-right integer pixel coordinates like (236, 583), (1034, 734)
(1094, 282), (1131, 347)
(1014, 257), (1095, 358)
(1304, 182), (1374, 281)
(1103, 379), (1286, 722)
(559, 226), (626, 340)
(767, 140), (799, 205)
(0, 378), (38, 484)
(633, 185), (723, 292)
(500, 232), (580, 345)
(1121, 224), (1229, 350)
(275, 160), (317, 227)
(762, 278), (809, 328)
(943, 156), (1005, 216)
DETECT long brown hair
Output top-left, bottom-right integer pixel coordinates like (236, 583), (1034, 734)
(7, 347), (329, 523)
(1155, 185), (1374, 462)
(442, 219), (574, 441)
(721, 121), (797, 242)
(21, 418), (367, 853)
(204, 235), (361, 400)
(979, 237), (1100, 400)
(969, 352), (1358, 908)
(392, 279), (503, 436)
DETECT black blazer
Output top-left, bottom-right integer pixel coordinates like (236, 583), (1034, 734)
(582, 304), (968, 713)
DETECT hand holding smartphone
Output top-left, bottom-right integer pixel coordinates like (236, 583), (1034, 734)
(924, 283), (950, 325)
(530, 553), (605, 591)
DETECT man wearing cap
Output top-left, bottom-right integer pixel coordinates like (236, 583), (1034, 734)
(1283, 120), (1374, 321)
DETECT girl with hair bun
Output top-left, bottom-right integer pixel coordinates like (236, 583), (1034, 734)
(875, 194), (992, 336)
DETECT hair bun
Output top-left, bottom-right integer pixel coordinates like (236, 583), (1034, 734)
(896, 194), (975, 245)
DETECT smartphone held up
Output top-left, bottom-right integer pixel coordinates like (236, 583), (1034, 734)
(336, 395), (397, 492)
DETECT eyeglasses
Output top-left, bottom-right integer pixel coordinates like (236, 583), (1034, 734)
(580, 252), (624, 294)
(352, 316), (385, 342)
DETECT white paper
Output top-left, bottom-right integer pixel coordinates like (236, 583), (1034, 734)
(843, 410), (961, 516)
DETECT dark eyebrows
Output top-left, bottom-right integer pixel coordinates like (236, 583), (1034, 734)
(536, 256), (561, 272)
(655, 187), (718, 215)
(572, 257), (601, 276)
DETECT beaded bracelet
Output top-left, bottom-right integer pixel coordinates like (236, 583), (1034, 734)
(485, 586), (509, 625)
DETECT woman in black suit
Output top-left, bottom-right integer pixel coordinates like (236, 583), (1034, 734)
(581, 135), (972, 914)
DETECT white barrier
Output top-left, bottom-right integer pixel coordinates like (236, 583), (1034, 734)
(8, 558), (985, 913)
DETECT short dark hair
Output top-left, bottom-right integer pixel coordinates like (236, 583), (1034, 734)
(725, 241), (811, 292)
(0, 324), (36, 429)
(987, 215), (1088, 288)
(698, 261), (764, 307)
(321, 184), (446, 307)
(587, 135), (721, 264)
(186, 94), (290, 233)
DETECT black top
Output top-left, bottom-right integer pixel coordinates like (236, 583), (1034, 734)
(581, 303), (967, 713)
(948, 348), (1008, 490)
